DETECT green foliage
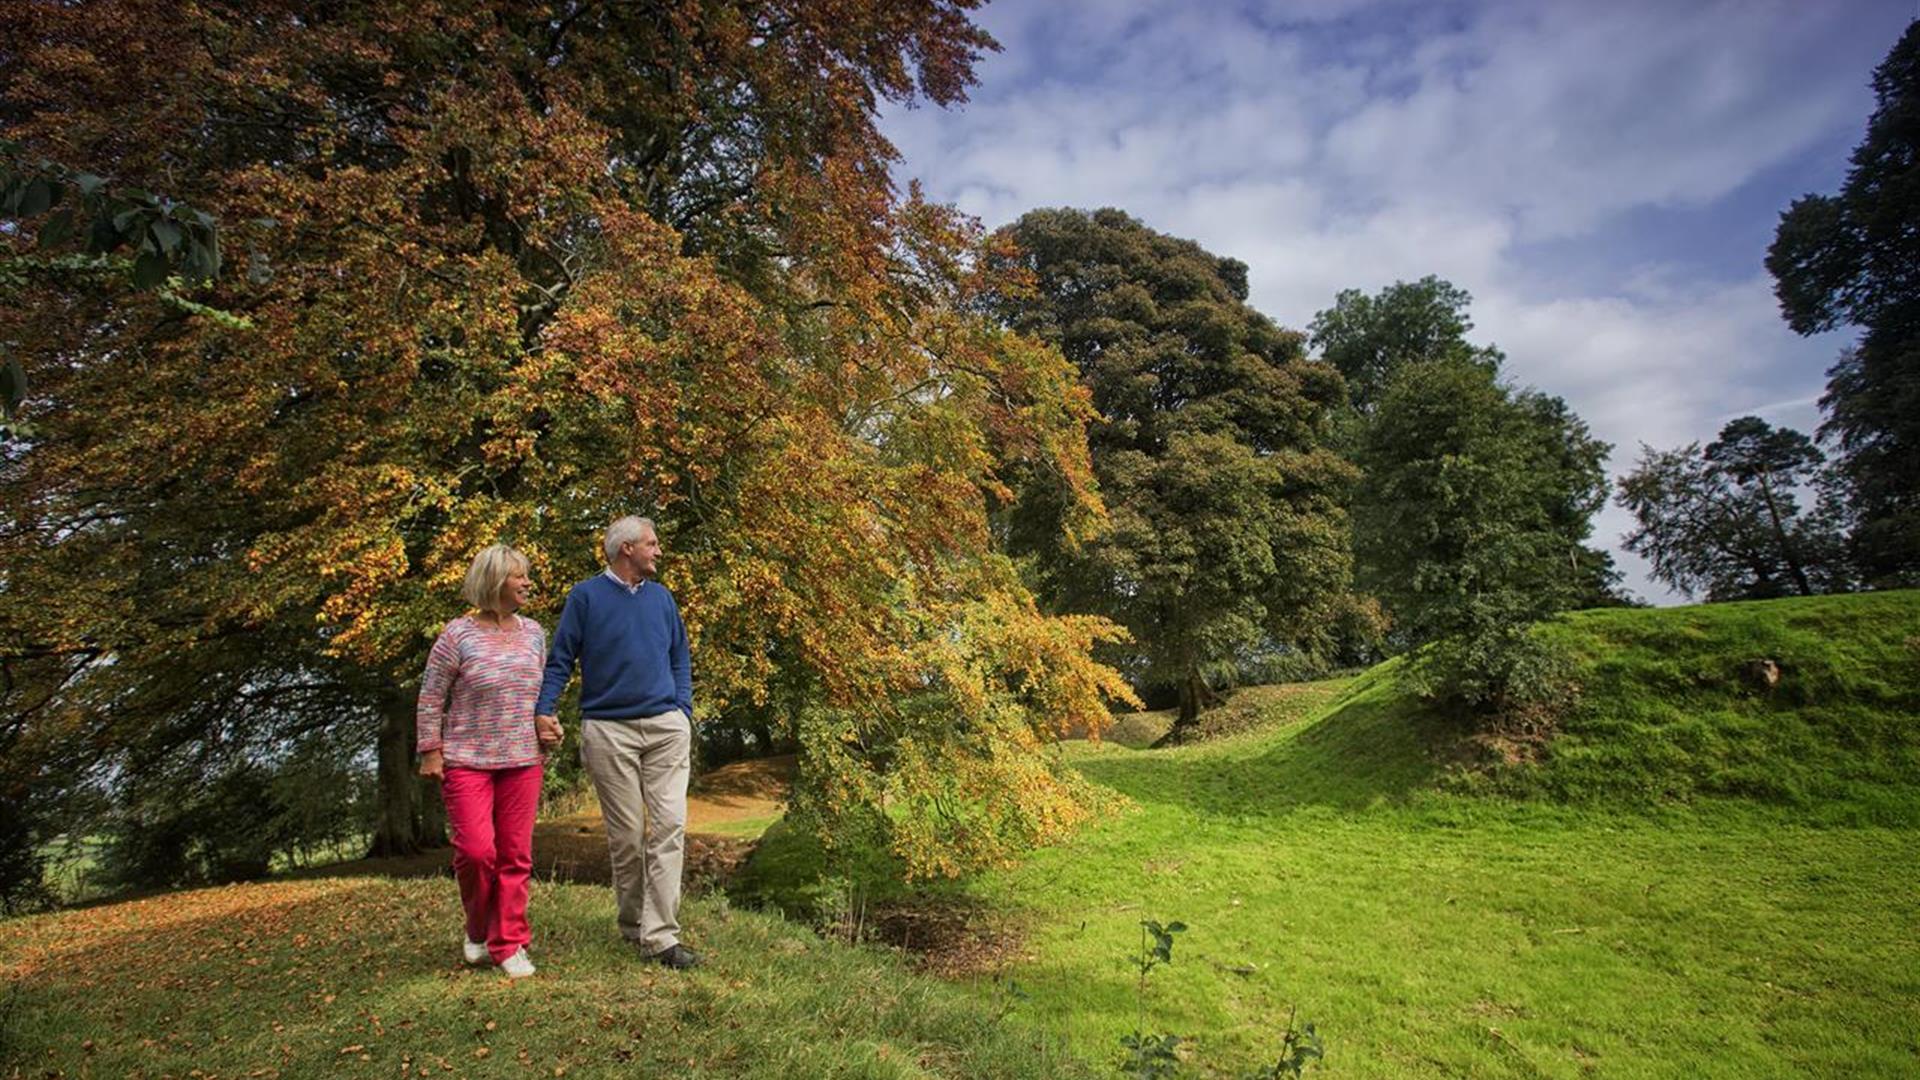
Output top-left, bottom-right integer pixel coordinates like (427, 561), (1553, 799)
(0, 241), (221, 438)
(1620, 416), (1853, 601)
(0, 804), (53, 916)
(98, 764), (290, 888)
(1353, 354), (1609, 718)
(1307, 275), (1500, 413)
(993, 208), (1366, 731)
(1239, 1012), (1323, 1080)
(1134, 918), (1186, 977)
(1766, 23), (1920, 587)
(0, 346), (26, 440)
(1119, 917), (1189, 1079)
(1118, 1030), (1184, 1080)
(0, 141), (232, 283)
(97, 740), (378, 890)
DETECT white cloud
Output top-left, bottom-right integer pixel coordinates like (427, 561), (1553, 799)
(883, 0), (1897, 602)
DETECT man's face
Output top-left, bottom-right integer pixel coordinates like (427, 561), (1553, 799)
(624, 528), (661, 577)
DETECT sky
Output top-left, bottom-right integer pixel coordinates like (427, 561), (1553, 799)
(879, 0), (1917, 604)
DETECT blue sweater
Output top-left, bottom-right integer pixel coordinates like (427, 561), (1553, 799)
(537, 572), (692, 722)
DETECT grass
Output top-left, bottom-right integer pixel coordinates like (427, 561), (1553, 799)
(749, 591), (1920, 1077)
(8, 592), (1917, 1078)
(698, 814), (785, 840)
(0, 876), (1094, 1079)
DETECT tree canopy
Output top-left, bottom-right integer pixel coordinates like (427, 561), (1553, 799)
(1308, 275), (1503, 414)
(0, 0), (1132, 889)
(1353, 354), (1610, 712)
(1767, 20), (1920, 587)
(991, 208), (1368, 737)
(1619, 417), (1851, 602)
(1312, 276), (1626, 629)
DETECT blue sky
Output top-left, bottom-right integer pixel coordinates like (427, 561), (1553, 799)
(880, 0), (1916, 602)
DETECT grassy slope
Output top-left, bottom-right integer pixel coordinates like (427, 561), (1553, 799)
(0, 880), (1092, 1079)
(1488, 591), (1920, 821)
(971, 591), (1920, 1078)
(7, 593), (1917, 1078)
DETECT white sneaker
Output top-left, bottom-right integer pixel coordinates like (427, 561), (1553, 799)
(499, 947), (536, 979)
(463, 938), (489, 966)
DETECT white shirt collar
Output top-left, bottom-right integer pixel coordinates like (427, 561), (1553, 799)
(603, 567), (645, 594)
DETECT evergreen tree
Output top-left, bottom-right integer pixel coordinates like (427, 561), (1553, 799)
(1767, 21), (1920, 586)
(1619, 417), (1852, 601)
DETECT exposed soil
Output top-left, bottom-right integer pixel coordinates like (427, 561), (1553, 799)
(864, 898), (1028, 980)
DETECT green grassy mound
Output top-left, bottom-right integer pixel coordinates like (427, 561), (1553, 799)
(1481, 590), (1920, 820)
(742, 591), (1920, 1077)
(1087, 590), (1920, 824)
(0, 877), (1093, 1079)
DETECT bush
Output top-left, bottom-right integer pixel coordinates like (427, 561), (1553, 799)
(1407, 617), (1581, 736)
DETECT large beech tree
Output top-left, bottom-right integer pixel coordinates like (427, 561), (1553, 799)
(0, 0), (1132, 879)
(992, 208), (1368, 740)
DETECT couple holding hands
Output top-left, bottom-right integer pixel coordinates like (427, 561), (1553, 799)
(415, 516), (699, 978)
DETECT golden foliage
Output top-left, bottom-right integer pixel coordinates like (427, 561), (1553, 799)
(1, 0), (1125, 873)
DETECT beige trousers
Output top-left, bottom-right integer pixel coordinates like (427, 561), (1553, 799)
(579, 710), (690, 954)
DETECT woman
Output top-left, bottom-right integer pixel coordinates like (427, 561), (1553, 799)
(417, 544), (547, 978)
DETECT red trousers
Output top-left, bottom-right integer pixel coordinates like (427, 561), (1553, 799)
(442, 763), (542, 963)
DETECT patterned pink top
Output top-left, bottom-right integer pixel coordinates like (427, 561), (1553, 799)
(416, 614), (547, 769)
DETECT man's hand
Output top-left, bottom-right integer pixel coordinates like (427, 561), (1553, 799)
(418, 749), (445, 781)
(536, 714), (564, 749)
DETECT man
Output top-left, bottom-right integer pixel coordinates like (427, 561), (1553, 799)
(536, 515), (699, 970)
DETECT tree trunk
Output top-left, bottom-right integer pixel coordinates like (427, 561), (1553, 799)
(1152, 668), (1222, 747)
(1756, 474), (1815, 595)
(369, 682), (443, 857)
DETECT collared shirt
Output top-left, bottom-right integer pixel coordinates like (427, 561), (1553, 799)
(603, 567), (646, 595)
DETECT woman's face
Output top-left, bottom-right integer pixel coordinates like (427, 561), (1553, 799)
(499, 568), (533, 613)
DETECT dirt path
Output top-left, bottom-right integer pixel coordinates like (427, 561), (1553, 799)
(533, 755), (793, 889)
(298, 755), (793, 892)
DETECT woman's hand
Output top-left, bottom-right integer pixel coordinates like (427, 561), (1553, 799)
(418, 749), (445, 781)
(536, 714), (564, 750)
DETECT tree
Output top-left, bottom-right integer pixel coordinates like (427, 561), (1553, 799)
(1353, 355), (1610, 713)
(1767, 21), (1920, 586)
(1312, 277), (1628, 623)
(1308, 275), (1502, 414)
(0, 0), (1131, 886)
(1618, 416), (1851, 601)
(991, 208), (1368, 739)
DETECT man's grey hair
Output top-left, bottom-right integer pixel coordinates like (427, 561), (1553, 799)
(603, 515), (657, 565)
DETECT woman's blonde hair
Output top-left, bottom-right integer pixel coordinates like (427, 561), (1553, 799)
(462, 544), (530, 613)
